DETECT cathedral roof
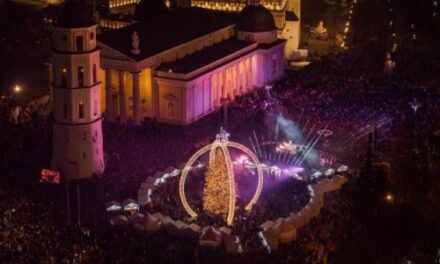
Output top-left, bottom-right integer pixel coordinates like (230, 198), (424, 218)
(98, 8), (236, 61)
(236, 4), (276, 32)
(56, 1), (95, 28)
(157, 38), (255, 75)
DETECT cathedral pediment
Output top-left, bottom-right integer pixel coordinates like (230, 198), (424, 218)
(98, 42), (135, 62)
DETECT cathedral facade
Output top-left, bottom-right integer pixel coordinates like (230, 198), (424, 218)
(97, 1), (286, 125)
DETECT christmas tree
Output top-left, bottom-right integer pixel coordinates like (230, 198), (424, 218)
(203, 147), (231, 218)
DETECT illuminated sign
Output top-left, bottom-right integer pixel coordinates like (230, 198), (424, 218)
(40, 169), (60, 184)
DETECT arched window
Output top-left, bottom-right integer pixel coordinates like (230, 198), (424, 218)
(61, 68), (67, 87)
(78, 66), (84, 87)
(76, 36), (83, 52)
(93, 64), (97, 84)
(93, 99), (98, 116)
(79, 102), (85, 119)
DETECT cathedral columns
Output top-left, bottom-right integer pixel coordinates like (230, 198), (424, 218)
(248, 57), (254, 91)
(118, 71), (127, 124)
(132, 71), (141, 126)
(248, 57), (253, 91)
(104, 68), (114, 122)
(151, 69), (158, 120)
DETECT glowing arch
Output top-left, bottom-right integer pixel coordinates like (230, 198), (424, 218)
(179, 128), (264, 225)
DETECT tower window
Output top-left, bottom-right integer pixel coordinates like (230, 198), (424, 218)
(78, 66), (84, 87)
(63, 103), (67, 119)
(76, 36), (83, 52)
(93, 64), (97, 83)
(79, 102), (85, 119)
(61, 68), (67, 87)
(93, 99), (98, 116)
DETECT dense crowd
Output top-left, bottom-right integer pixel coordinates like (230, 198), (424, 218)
(1, 46), (439, 262)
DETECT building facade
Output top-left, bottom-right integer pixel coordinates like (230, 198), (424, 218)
(51, 3), (105, 179)
(188, 0), (300, 58)
(97, 3), (286, 125)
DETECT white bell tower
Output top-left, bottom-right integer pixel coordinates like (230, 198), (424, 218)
(51, 3), (104, 179)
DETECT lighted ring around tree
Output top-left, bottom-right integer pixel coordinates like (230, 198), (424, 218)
(179, 128), (264, 226)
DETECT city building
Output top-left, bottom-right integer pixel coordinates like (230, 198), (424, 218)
(97, 0), (286, 125)
(189, 0), (301, 58)
(101, 0), (300, 57)
(50, 2), (105, 179)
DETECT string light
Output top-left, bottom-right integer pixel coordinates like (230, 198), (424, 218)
(203, 147), (232, 219)
(340, 0), (358, 48)
(179, 129), (264, 226)
(191, 0), (288, 12)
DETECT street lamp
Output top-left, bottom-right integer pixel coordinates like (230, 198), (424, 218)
(13, 84), (22, 94)
(385, 193), (394, 202)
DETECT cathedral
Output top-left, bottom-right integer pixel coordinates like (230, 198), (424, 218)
(96, 0), (288, 125)
(50, 0), (295, 178)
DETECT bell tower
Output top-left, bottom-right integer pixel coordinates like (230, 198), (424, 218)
(51, 2), (104, 179)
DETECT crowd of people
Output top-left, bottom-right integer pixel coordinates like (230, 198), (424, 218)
(0, 185), (103, 263)
(1, 45), (439, 262)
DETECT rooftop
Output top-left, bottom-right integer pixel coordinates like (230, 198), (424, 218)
(98, 7), (236, 61)
(157, 38), (255, 74)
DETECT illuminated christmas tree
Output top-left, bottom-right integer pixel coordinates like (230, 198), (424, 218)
(203, 147), (230, 218)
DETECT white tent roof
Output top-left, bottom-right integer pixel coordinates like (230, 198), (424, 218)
(105, 201), (122, 212)
(122, 198), (138, 207)
(122, 199), (139, 211)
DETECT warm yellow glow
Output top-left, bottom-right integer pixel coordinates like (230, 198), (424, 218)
(386, 193), (393, 202)
(190, 0), (288, 12)
(202, 145), (236, 224)
(179, 130), (263, 225)
(13, 85), (22, 93)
